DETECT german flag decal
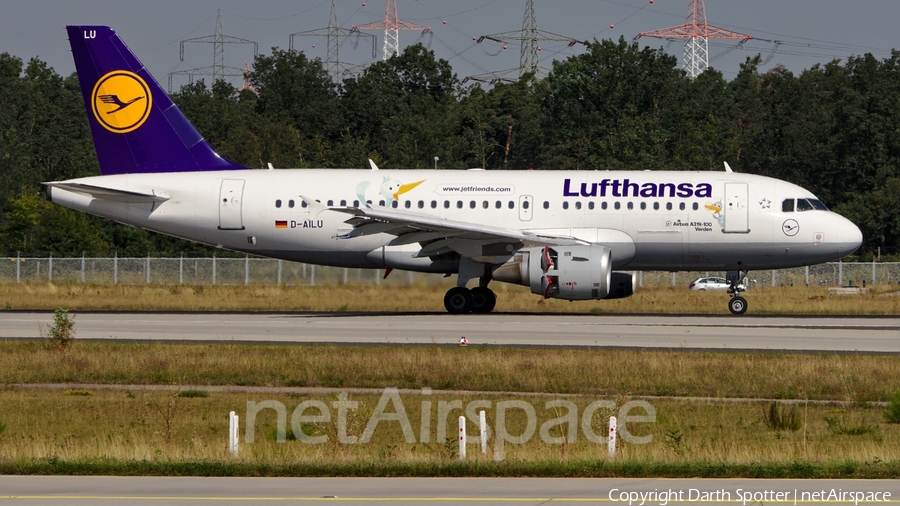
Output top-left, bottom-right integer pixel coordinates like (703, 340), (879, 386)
(275, 220), (288, 228)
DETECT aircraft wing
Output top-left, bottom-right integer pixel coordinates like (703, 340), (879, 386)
(330, 205), (587, 259)
(44, 182), (170, 204)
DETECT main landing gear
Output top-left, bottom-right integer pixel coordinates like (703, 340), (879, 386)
(443, 257), (496, 314)
(444, 286), (496, 314)
(727, 271), (748, 315)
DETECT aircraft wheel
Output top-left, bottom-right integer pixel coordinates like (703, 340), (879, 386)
(470, 287), (496, 313)
(444, 287), (473, 314)
(728, 296), (748, 315)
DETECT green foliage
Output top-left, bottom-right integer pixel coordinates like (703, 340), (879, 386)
(3, 44), (900, 255)
(0, 420), (6, 435)
(884, 393), (900, 424)
(63, 389), (92, 396)
(176, 390), (210, 398)
(763, 402), (803, 431)
(47, 307), (75, 349)
(824, 416), (876, 436)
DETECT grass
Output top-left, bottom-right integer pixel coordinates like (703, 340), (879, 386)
(1, 282), (899, 313)
(2, 342), (900, 402)
(1, 389), (898, 471)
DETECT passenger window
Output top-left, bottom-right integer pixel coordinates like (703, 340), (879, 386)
(378, 200), (384, 207)
(627, 202), (634, 210)
(692, 202), (699, 211)
(482, 201), (489, 209)
(523, 200), (530, 209)
(353, 200), (359, 207)
(327, 200), (333, 206)
(444, 200), (450, 209)
(275, 199), (282, 208)
(469, 200), (476, 209)
(782, 199), (794, 212)
(366, 200), (371, 205)
(563, 202), (569, 210)
(509, 201), (515, 209)
(405, 201), (412, 209)
(302, 201), (308, 208)
(457, 201), (463, 209)
(654, 202), (660, 210)
(614, 202), (620, 210)
(431, 200), (437, 209)
(289, 200), (295, 208)
(543, 201), (549, 209)
(575, 201), (582, 210)
(679, 202), (685, 211)
(391, 201), (398, 208)
(666, 202), (672, 210)
(640, 202), (646, 210)
(602, 202), (608, 210)
(341, 199), (347, 206)
(418, 200), (424, 209)
(496, 201), (502, 209)
(796, 199), (813, 212)
(588, 201), (595, 210)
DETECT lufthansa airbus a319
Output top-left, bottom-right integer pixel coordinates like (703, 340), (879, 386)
(45, 26), (863, 314)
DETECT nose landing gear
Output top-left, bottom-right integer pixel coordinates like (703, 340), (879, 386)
(727, 271), (748, 315)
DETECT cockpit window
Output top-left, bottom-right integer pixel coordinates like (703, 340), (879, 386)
(796, 198), (814, 212)
(782, 199), (794, 212)
(809, 199), (828, 211)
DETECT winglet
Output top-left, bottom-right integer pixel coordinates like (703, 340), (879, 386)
(724, 161), (734, 173)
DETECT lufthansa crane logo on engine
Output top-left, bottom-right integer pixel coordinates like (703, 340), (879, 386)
(91, 70), (152, 134)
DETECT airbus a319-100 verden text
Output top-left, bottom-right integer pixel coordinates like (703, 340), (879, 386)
(46, 26), (863, 314)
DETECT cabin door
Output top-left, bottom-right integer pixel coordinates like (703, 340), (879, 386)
(218, 179), (245, 230)
(723, 182), (749, 233)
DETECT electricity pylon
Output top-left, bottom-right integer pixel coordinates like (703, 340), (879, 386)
(636, 0), (751, 78)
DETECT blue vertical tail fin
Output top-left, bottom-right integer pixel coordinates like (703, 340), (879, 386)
(66, 26), (248, 175)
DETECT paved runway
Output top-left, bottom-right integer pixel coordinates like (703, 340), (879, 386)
(1, 312), (897, 352)
(1, 476), (898, 505)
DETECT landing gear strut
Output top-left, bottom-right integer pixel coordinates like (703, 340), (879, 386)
(727, 271), (748, 315)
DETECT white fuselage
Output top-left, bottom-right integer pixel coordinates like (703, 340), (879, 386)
(48, 169), (862, 274)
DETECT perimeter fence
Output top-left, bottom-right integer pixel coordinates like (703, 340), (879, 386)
(2, 256), (898, 289)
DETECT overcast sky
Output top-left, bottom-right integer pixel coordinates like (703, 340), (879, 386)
(2, 0), (898, 89)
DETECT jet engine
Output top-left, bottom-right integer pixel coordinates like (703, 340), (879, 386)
(493, 244), (635, 300)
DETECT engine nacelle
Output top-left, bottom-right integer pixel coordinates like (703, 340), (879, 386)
(607, 271), (636, 299)
(493, 244), (612, 300)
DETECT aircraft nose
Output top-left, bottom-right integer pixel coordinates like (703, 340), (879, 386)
(835, 214), (863, 254)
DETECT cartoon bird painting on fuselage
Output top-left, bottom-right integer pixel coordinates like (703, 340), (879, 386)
(705, 200), (726, 228)
(355, 177), (425, 207)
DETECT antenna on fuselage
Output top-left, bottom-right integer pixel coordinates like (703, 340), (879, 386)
(368, 159), (380, 171)
(724, 161), (734, 173)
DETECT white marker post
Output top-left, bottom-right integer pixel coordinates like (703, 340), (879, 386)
(228, 411), (239, 457)
(608, 416), (617, 458)
(458, 416), (466, 460)
(479, 410), (487, 455)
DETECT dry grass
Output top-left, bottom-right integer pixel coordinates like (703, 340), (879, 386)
(0, 389), (898, 466)
(3, 342), (900, 402)
(1, 282), (899, 313)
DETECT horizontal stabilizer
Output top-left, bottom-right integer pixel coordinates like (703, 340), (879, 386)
(45, 182), (169, 203)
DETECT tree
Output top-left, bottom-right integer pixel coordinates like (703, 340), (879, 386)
(538, 37), (685, 170)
